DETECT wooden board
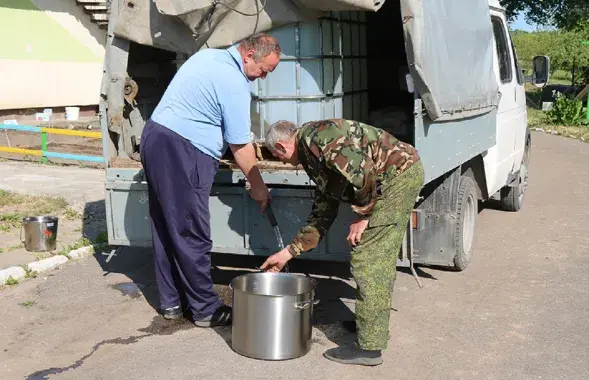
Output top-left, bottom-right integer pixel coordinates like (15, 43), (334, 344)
(109, 156), (300, 171)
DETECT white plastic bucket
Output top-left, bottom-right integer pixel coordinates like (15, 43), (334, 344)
(65, 107), (80, 121)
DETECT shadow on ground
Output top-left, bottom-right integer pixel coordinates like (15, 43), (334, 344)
(81, 200), (109, 243)
(89, 240), (436, 351)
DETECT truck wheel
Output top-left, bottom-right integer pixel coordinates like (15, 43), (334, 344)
(453, 175), (478, 271)
(500, 137), (530, 212)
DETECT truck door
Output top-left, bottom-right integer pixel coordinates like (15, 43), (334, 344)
(507, 32), (528, 168)
(489, 14), (525, 192)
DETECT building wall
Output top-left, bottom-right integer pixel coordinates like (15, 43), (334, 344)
(0, 0), (106, 110)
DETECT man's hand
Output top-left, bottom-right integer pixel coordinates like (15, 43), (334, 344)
(347, 218), (369, 247)
(260, 247), (293, 273)
(249, 183), (270, 213)
(230, 142), (270, 213)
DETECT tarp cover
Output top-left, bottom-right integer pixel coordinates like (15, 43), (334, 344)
(112, 0), (383, 54)
(400, 0), (500, 120)
(112, 0), (500, 121)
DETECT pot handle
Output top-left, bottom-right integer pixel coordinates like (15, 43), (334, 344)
(294, 299), (320, 310)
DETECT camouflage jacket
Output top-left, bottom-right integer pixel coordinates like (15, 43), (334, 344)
(289, 119), (420, 256)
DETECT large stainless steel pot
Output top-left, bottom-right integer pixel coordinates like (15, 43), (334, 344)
(231, 272), (318, 361)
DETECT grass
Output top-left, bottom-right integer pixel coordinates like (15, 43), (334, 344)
(550, 70), (573, 85)
(0, 213), (19, 232)
(19, 300), (36, 307)
(64, 207), (82, 220)
(527, 105), (589, 142)
(0, 190), (68, 232)
(525, 73), (589, 143)
(5, 276), (19, 286)
(20, 265), (37, 279)
(34, 252), (52, 261)
(0, 243), (24, 253)
(527, 106), (548, 128)
(56, 237), (92, 256)
(95, 231), (108, 244)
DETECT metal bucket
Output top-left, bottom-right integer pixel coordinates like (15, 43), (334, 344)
(21, 216), (59, 252)
(231, 272), (318, 361)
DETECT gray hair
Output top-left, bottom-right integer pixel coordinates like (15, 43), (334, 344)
(265, 120), (298, 150)
(239, 33), (281, 62)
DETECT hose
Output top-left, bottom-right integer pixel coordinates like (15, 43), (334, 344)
(215, 0), (267, 17)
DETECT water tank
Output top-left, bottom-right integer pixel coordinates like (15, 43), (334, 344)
(250, 11), (369, 139)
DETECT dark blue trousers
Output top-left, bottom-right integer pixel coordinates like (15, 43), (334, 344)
(140, 120), (222, 319)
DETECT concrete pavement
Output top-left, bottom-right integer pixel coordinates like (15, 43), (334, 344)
(0, 160), (107, 270)
(0, 160), (105, 204)
(0, 132), (588, 380)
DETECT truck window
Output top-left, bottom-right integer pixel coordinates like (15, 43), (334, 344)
(491, 17), (513, 84)
(509, 34), (525, 85)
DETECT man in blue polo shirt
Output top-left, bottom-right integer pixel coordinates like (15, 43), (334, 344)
(140, 33), (281, 327)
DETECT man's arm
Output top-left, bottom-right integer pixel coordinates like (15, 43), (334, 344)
(288, 191), (340, 256)
(229, 143), (268, 202)
(221, 86), (269, 211)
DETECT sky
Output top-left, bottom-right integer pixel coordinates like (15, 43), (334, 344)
(509, 12), (536, 31)
(509, 12), (558, 32)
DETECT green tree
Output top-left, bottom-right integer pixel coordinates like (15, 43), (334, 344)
(501, 0), (589, 31)
(511, 27), (589, 84)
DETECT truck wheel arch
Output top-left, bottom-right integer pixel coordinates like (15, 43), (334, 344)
(461, 154), (489, 201)
(500, 128), (531, 212)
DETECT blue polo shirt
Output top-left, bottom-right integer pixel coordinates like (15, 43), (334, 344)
(150, 46), (252, 160)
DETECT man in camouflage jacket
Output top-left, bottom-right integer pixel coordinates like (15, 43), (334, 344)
(261, 118), (424, 366)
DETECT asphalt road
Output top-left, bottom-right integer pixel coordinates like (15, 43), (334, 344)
(1, 132), (588, 380)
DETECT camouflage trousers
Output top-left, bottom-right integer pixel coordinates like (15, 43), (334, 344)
(351, 160), (424, 350)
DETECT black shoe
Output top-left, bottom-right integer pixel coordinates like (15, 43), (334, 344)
(323, 345), (383, 366)
(162, 305), (183, 320)
(194, 305), (232, 328)
(342, 320), (357, 333)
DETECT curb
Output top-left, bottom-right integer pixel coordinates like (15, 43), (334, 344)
(0, 267), (26, 285)
(531, 127), (587, 142)
(0, 244), (109, 287)
(27, 255), (68, 273)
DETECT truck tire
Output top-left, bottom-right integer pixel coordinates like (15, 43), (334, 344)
(453, 175), (478, 271)
(500, 135), (531, 212)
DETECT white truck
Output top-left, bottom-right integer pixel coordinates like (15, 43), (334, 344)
(99, 0), (549, 275)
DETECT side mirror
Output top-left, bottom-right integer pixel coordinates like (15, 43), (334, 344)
(531, 55), (550, 88)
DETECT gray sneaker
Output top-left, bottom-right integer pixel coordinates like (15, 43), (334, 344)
(323, 345), (383, 366)
(162, 305), (183, 320)
(193, 305), (232, 328)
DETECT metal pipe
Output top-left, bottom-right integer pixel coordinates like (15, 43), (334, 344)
(0, 147), (42, 156)
(278, 55), (369, 61)
(43, 151), (105, 163)
(320, 16), (366, 25)
(319, 17), (325, 120)
(41, 131), (48, 164)
(41, 128), (102, 138)
(295, 22), (301, 125)
(251, 90), (369, 101)
(0, 124), (41, 133)
(0, 124), (102, 138)
(0, 146), (105, 163)
(0, 123), (105, 164)
(331, 15), (337, 117)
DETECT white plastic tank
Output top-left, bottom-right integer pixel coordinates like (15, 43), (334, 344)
(250, 11), (369, 139)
